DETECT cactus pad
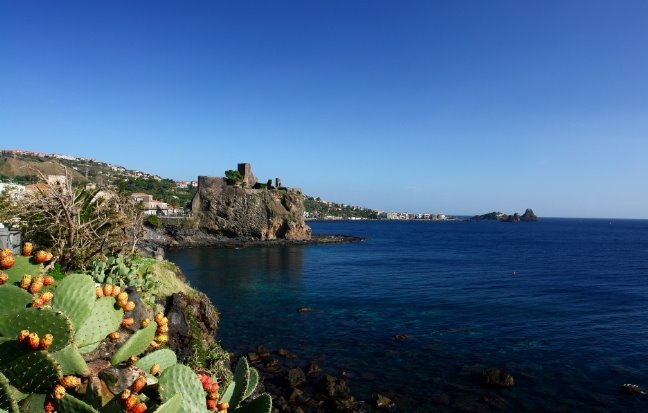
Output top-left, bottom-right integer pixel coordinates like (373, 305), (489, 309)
(135, 349), (177, 373)
(52, 344), (90, 377)
(235, 393), (272, 413)
(153, 393), (182, 413)
(243, 367), (259, 400)
(110, 323), (156, 365)
(52, 274), (96, 330)
(158, 364), (204, 413)
(0, 286), (32, 311)
(0, 308), (73, 353)
(0, 372), (19, 413)
(1, 350), (62, 393)
(229, 357), (251, 409)
(17, 393), (46, 413)
(75, 297), (123, 351)
(2, 257), (43, 284)
(55, 394), (99, 413)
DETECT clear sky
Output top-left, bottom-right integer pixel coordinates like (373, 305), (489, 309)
(1, 1), (647, 218)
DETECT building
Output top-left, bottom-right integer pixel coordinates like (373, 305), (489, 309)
(131, 193), (170, 216)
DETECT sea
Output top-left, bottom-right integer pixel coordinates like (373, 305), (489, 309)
(166, 219), (648, 412)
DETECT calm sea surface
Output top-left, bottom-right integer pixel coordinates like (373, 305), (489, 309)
(167, 219), (648, 412)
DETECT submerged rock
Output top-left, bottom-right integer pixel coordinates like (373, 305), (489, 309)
(480, 368), (515, 388)
(373, 393), (395, 408)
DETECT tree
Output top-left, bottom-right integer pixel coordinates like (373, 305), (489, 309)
(224, 170), (243, 185)
(19, 170), (144, 270)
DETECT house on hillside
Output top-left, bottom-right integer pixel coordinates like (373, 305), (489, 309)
(131, 192), (170, 216)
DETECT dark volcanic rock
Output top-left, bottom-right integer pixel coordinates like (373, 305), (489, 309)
(190, 175), (311, 241)
(373, 393), (395, 408)
(480, 368), (515, 388)
(164, 291), (219, 362)
(520, 208), (538, 221)
(287, 368), (306, 387)
(296, 307), (314, 313)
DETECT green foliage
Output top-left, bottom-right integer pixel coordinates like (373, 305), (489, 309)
(0, 308), (74, 353)
(56, 393), (99, 413)
(225, 170), (244, 185)
(0, 371), (19, 413)
(147, 214), (162, 228)
(0, 286), (32, 311)
(52, 344), (90, 377)
(184, 313), (231, 383)
(89, 255), (160, 307)
(115, 177), (195, 208)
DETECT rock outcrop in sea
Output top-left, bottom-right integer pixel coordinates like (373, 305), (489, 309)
(190, 164), (312, 240)
(472, 208), (538, 222)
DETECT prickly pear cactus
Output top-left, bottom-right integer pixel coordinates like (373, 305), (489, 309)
(1, 350), (62, 393)
(52, 344), (90, 377)
(0, 372), (19, 413)
(158, 364), (205, 413)
(111, 323), (156, 365)
(56, 393), (99, 413)
(135, 348), (177, 373)
(220, 357), (272, 413)
(1, 257), (43, 284)
(235, 394), (272, 413)
(0, 308), (73, 353)
(75, 297), (123, 353)
(52, 273), (96, 330)
(17, 393), (46, 413)
(153, 393), (182, 413)
(0, 286), (32, 311)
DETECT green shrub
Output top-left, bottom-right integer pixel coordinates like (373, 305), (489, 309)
(146, 214), (161, 228)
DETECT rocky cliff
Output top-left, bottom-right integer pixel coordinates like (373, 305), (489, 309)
(190, 176), (312, 240)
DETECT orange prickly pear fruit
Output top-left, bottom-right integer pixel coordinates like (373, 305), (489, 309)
(103, 284), (114, 297)
(60, 375), (81, 388)
(122, 317), (135, 328)
(131, 402), (148, 413)
(154, 312), (165, 324)
(29, 280), (44, 294)
(210, 382), (219, 393)
(41, 291), (54, 303)
(0, 272), (8, 285)
(44, 252), (53, 261)
(124, 301), (135, 312)
(28, 332), (40, 350)
(207, 399), (217, 410)
(149, 340), (161, 349)
(0, 248), (12, 258)
(111, 285), (121, 297)
(34, 250), (49, 264)
(18, 330), (30, 344)
(154, 334), (168, 344)
(121, 389), (131, 400)
(0, 255), (15, 270)
(156, 324), (169, 334)
(96, 286), (104, 298)
(123, 394), (138, 410)
(22, 242), (33, 256)
(43, 275), (55, 286)
(20, 274), (32, 289)
(217, 402), (229, 410)
(150, 364), (161, 376)
(131, 375), (147, 393)
(127, 355), (139, 366)
(40, 333), (54, 350)
(208, 391), (219, 400)
(116, 292), (129, 302)
(52, 384), (66, 399)
(108, 331), (120, 341)
(31, 298), (45, 309)
(141, 318), (151, 328)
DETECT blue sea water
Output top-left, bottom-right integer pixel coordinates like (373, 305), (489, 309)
(167, 219), (648, 412)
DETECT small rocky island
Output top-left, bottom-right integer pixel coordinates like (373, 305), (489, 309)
(471, 208), (538, 222)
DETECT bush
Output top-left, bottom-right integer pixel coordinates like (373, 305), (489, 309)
(146, 214), (161, 228)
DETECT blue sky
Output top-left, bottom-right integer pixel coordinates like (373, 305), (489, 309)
(1, 1), (647, 218)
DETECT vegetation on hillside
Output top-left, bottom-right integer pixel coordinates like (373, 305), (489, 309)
(304, 195), (378, 219)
